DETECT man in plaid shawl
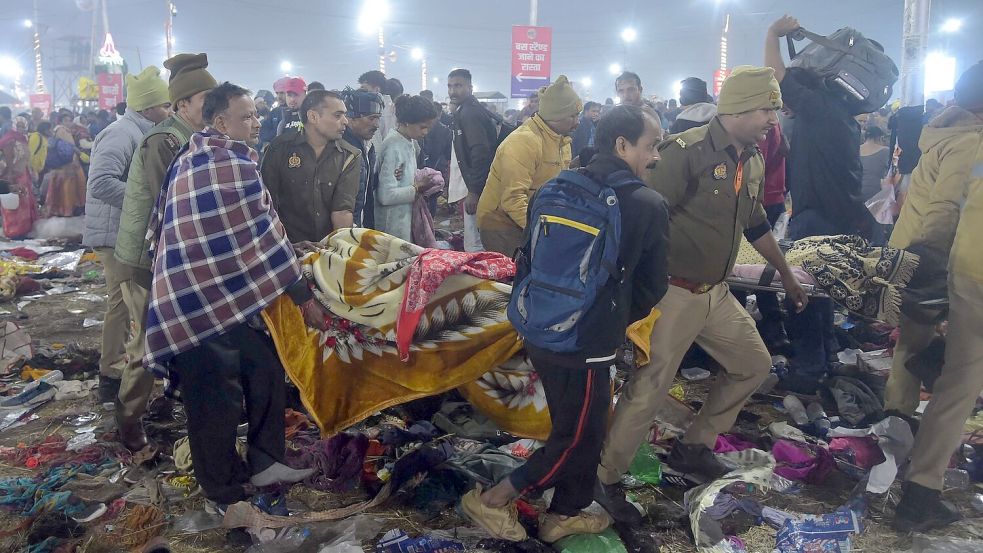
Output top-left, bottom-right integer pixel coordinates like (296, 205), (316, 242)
(143, 82), (330, 508)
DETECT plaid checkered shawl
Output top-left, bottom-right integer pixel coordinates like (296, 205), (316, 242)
(143, 128), (301, 383)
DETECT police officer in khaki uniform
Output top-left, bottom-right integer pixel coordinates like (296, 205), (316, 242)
(595, 67), (810, 525)
(261, 90), (361, 245)
(113, 53), (217, 452)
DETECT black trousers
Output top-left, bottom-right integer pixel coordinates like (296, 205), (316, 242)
(171, 323), (286, 504)
(508, 358), (611, 516)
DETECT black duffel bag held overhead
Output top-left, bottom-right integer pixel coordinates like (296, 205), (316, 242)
(786, 27), (899, 114)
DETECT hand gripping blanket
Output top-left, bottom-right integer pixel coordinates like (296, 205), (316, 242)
(143, 129), (301, 386)
(734, 235), (919, 327)
(261, 229), (552, 437)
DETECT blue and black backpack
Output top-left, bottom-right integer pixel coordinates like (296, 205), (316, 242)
(507, 169), (625, 353)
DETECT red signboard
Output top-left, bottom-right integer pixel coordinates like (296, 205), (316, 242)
(511, 25), (552, 98)
(713, 69), (731, 97)
(97, 73), (123, 110)
(29, 93), (52, 116)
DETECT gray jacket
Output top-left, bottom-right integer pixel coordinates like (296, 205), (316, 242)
(82, 109), (156, 248)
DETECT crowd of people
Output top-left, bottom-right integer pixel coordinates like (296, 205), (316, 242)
(0, 11), (981, 546)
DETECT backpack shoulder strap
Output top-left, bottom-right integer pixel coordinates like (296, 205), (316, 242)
(556, 169), (605, 196)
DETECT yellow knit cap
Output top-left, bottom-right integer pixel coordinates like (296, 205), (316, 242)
(717, 66), (783, 115)
(538, 75), (583, 121)
(125, 66), (170, 112)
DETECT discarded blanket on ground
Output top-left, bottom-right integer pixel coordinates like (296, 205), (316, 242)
(735, 235), (919, 326)
(262, 229), (538, 436)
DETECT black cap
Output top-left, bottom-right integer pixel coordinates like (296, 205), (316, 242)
(954, 60), (983, 112)
(679, 77), (712, 106)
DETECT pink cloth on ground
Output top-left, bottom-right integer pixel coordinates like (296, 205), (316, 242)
(829, 436), (886, 469)
(772, 439), (835, 484)
(714, 434), (758, 454)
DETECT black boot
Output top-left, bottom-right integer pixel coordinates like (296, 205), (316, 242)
(594, 479), (643, 526)
(666, 441), (729, 480)
(97, 376), (121, 404)
(893, 481), (961, 533)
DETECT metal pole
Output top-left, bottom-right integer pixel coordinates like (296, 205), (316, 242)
(378, 26), (385, 73)
(900, 0), (931, 106)
(421, 58), (428, 93)
(529, 0), (538, 26)
(165, 1), (174, 60)
(89, 4), (97, 76)
(32, 0), (45, 93)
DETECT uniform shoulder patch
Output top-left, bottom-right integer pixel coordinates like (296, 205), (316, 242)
(163, 134), (180, 151)
(675, 137), (687, 149)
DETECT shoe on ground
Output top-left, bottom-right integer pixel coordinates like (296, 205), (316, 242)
(666, 440), (729, 480)
(249, 462), (315, 487)
(98, 376), (121, 404)
(893, 481), (961, 533)
(883, 410), (921, 436)
(593, 480), (643, 525)
(0, 381), (56, 410)
(538, 510), (611, 543)
(71, 501), (108, 523)
(116, 421), (149, 453)
(252, 492), (289, 516)
(204, 500), (228, 516)
(459, 486), (527, 541)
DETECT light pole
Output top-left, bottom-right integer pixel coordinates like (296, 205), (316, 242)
(29, 0), (45, 94)
(608, 63), (622, 76)
(620, 27), (637, 66)
(900, 0), (931, 106)
(581, 76), (592, 99)
(165, 1), (176, 60)
(359, 0), (390, 74)
(411, 47), (426, 93)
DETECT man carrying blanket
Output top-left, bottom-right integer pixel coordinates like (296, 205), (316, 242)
(143, 82), (330, 511)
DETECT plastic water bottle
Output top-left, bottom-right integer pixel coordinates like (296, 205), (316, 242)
(772, 355), (790, 379)
(806, 402), (827, 421)
(783, 395), (809, 426)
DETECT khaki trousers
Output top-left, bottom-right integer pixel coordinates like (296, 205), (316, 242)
(115, 268), (154, 441)
(598, 283), (771, 485)
(907, 273), (983, 490)
(883, 313), (937, 415)
(479, 224), (524, 257)
(94, 247), (127, 379)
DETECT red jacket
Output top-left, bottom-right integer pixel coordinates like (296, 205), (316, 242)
(759, 123), (787, 207)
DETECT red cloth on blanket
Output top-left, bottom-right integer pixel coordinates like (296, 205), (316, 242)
(396, 249), (515, 360)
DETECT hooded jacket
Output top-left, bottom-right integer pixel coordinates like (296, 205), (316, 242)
(82, 109), (156, 248)
(669, 102), (718, 134)
(890, 106), (983, 282)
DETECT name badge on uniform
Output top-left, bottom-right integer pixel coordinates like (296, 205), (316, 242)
(288, 153), (302, 168)
(712, 162), (728, 180)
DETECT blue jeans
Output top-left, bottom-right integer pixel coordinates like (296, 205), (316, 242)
(786, 210), (844, 382)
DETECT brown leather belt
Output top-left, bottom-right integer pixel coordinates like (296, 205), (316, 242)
(669, 276), (714, 294)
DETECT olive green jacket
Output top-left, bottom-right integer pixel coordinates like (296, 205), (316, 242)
(114, 115), (194, 270)
(646, 117), (769, 284)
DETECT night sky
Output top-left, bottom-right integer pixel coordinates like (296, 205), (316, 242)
(1, 0), (981, 105)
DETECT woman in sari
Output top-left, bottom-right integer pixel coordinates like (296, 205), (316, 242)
(0, 117), (39, 238)
(43, 113), (87, 217)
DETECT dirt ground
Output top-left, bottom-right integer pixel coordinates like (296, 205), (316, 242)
(1, 246), (982, 553)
